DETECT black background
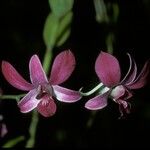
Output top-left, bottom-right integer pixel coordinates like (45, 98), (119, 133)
(0, 0), (150, 148)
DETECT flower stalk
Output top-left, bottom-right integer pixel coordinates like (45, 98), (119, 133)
(0, 94), (25, 101)
(80, 83), (104, 96)
(43, 47), (53, 74)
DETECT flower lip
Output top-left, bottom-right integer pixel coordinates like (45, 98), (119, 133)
(36, 84), (54, 100)
(37, 96), (57, 117)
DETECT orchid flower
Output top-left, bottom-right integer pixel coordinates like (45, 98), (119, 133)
(2, 50), (81, 117)
(85, 51), (149, 117)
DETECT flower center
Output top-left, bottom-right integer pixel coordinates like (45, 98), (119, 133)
(40, 95), (52, 106)
(36, 84), (54, 100)
(110, 85), (125, 102)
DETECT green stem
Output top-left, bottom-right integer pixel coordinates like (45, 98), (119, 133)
(2, 136), (25, 148)
(94, 0), (109, 23)
(86, 111), (97, 129)
(43, 47), (53, 74)
(80, 83), (104, 96)
(106, 32), (114, 54)
(0, 94), (25, 101)
(25, 110), (38, 148)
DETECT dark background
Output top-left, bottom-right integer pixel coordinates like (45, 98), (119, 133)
(0, 0), (150, 148)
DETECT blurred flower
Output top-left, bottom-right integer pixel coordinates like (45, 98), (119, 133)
(0, 88), (3, 96)
(85, 51), (149, 117)
(0, 89), (7, 138)
(2, 50), (81, 117)
(0, 115), (7, 138)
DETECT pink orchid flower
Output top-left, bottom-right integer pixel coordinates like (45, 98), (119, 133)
(2, 50), (81, 117)
(85, 51), (149, 116)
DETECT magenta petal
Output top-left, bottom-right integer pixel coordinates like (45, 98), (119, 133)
(37, 96), (56, 117)
(2, 61), (33, 91)
(95, 51), (121, 87)
(49, 50), (75, 85)
(29, 55), (48, 86)
(53, 85), (81, 102)
(85, 93), (109, 110)
(18, 89), (40, 113)
(121, 53), (137, 85)
(127, 60), (150, 89)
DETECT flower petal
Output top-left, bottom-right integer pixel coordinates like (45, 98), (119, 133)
(29, 55), (48, 86)
(111, 85), (125, 100)
(127, 60), (150, 89)
(85, 92), (109, 110)
(37, 96), (56, 117)
(121, 53), (137, 85)
(95, 51), (121, 87)
(2, 61), (33, 91)
(53, 85), (81, 102)
(49, 50), (75, 85)
(18, 89), (40, 113)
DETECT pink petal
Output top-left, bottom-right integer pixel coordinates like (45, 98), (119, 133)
(49, 50), (75, 85)
(2, 61), (33, 91)
(95, 51), (121, 87)
(85, 92), (109, 110)
(53, 85), (81, 102)
(37, 96), (56, 117)
(18, 89), (40, 113)
(127, 60), (150, 89)
(29, 55), (48, 86)
(121, 53), (137, 85)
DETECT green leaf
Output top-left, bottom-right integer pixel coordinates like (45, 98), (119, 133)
(26, 110), (39, 148)
(43, 10), (73, 48)
(56, 11), (73, 46)
(56, 28), (71, 46)
(49, 0), (74, 18)
(2, 136), (25, 148)
(57, 12), (72, 37)
(94, 0), (109, 23)
(112, 3), (119, 23)
(43, 13), (59, 48)
(106, 33), (114, 54)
